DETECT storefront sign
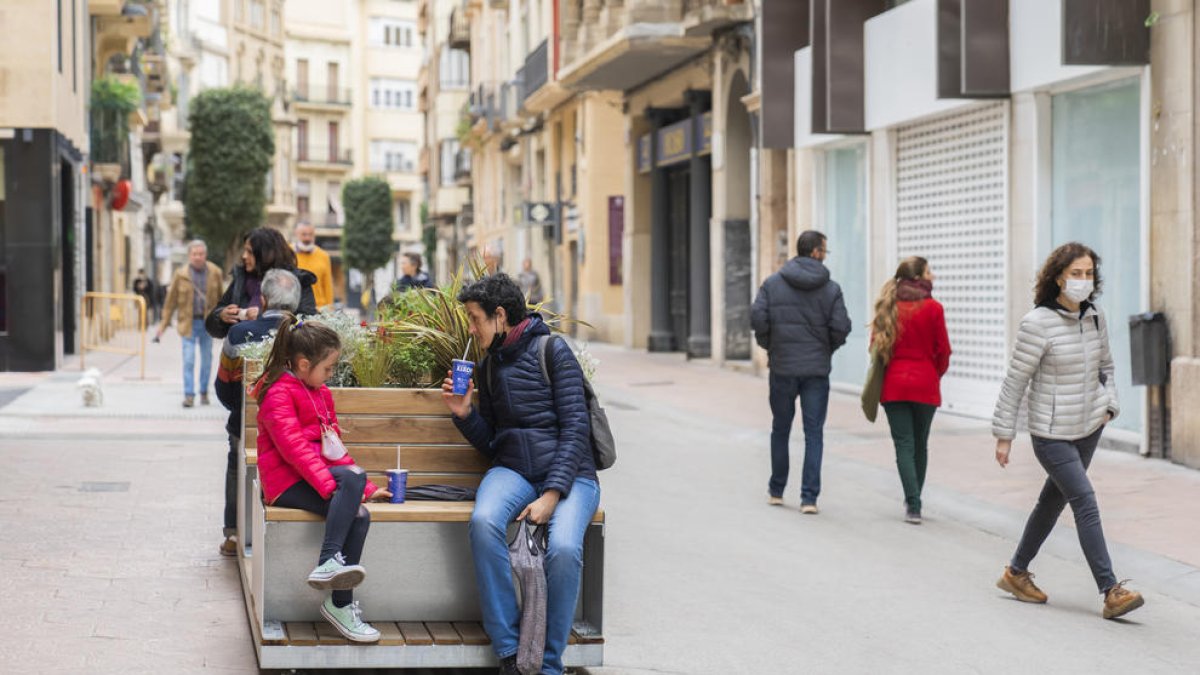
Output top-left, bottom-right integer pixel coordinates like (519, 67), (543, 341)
(522, 201), (558, 227)
(637, 112), (714, 174)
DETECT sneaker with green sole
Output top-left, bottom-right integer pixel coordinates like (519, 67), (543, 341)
(306, 552), (366, 591)
(320, 598), (380, 643)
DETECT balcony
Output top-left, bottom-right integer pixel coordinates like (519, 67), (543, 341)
(292, 84), (352, 108)
(373, 157), (418, 174)
(558, 0), (751, 92)
(449, 7), (470, 50)
(297, 146), (353, 170)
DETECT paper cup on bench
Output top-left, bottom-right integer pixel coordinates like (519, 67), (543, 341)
(387, 469), (408, 503)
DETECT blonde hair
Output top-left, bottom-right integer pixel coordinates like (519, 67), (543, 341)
(869, 257), (928, 363)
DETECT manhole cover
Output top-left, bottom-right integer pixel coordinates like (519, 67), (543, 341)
(79, 481), (130, 493)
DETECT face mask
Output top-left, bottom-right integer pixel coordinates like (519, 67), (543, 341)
(295, 240), (315, 253)
(1062, 278), (1093, 304)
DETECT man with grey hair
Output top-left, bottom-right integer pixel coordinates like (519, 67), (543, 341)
(214, 268), (300, 556)
(158, 240), (224, 407)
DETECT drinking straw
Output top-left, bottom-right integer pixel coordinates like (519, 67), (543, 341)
(462, 337), (472, 361)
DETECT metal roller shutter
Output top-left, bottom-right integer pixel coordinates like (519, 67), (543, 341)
(895, 103), (1008, 416)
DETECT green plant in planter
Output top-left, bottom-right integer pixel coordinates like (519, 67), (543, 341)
(389, 335), (438, 387)
(349, 330), (395, 388)
(90, 76), (142, 164)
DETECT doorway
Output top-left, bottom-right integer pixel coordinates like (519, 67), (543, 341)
(60, 160), (76, 354)
(667, 166), (690, 347)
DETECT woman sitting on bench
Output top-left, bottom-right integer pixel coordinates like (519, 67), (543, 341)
(442, 274), (600, 675)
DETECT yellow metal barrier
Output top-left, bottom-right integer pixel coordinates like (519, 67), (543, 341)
(81, 292), (147, 379)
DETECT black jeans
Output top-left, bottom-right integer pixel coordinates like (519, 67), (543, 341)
(768, 374), (830, 504)
(274, 465), (372, 606)
(1010, 426), (1118, 593)
(224, 434), (238, 537)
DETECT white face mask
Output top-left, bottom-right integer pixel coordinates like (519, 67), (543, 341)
(1062, 278), (1094, 304)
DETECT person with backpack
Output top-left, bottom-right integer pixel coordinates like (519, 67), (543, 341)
(441, 273), (600, 675)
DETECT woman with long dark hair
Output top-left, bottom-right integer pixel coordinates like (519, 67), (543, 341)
(869, 256), (950, 524)
(992, 242), (1143, 619)
(205, 227), (318, 339)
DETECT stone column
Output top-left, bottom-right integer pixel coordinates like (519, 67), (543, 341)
(687, 90), (713, 358)
(647, 109), (675, 352)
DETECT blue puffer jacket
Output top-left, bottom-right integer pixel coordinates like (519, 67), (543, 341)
(453, 314), (597, 497)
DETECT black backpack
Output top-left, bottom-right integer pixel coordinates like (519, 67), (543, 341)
(481, 335), (616, 470)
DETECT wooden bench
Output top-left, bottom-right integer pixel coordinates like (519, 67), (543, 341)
(235, 388), (605, 670)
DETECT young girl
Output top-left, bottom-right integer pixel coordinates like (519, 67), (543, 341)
(254, 313), (389, 642)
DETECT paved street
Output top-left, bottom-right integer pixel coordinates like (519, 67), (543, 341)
(2, 332), (1200, 673)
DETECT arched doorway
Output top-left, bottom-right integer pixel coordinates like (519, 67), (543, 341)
(723, 70), (753, 360)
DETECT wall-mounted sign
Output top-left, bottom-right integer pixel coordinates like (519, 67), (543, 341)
(523, 201), (558, 227)
(637, 112), (714, 174)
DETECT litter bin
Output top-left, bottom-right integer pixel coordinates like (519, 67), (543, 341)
(1129, 312), (1169, 386)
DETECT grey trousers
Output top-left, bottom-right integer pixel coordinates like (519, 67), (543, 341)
(1010, 426), (1118, 593)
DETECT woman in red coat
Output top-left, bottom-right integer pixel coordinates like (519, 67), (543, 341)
(870, 257), (951, 524)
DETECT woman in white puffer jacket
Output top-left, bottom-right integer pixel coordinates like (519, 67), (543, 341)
(991, 242), (1143, 620)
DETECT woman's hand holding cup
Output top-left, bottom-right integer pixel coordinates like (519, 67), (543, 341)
(442, 370), (474, 419)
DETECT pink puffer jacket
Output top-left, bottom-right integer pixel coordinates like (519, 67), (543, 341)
(256, 372), (377, 504)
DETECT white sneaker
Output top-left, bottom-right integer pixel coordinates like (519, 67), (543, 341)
(320, 598), (380, 643)
(306, 552), (366, 591)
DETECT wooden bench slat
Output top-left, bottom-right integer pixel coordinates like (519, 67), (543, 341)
(426, 622), (462, 645)
(265, 502), (606, 523)
(315, 621), (350, 645)
(285, 622), (318, 646)
(246, 417), (466, 448)
(367, 473), (483, 490)
(246, 388), (462, 421)
(353, 445), (491, 473)
(397, 622), (434, 646)
(453, 622), (490, 645)
(376, 621), (406, 646)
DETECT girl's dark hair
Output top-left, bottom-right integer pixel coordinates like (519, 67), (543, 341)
(403, 252), (423, 270)
(255, 313), (341, 402)
(246, 227), (297, 278)
(457, 273), (528, 326)
(1034, 242), (1102, 307)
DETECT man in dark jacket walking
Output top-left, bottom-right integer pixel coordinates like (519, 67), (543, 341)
(751, 230), (851, 513)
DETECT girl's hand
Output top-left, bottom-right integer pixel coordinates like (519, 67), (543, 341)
(441, 370), (474, 419)
(370, 489), (393, 502)
(518, 490), (561, 525)
(995, 439), (1012, 468)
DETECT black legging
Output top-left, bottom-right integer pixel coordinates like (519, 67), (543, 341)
(273, 465), (371, 606)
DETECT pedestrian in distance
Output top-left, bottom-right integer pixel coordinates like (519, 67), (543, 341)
(518, 257), (545, 305)
(751, 230), (852, 514)
(156, 240), (225, 407)
(253, 313), (392, 642)
(869, 256), (951, 525)
(992, 242), (1144, 620)
(213, 269), (300, 557)
(293, 221), (335, 311)
(132, 268), (157, 323)
(393, 251), (435, 293)
(206, 227), (318, 341)
(441, 273), (600, 675)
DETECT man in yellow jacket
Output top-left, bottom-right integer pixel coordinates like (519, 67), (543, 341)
(156, 240), (225, 407)
(293, 222), (334, 311)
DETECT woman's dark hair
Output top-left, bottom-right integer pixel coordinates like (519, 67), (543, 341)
(457, 273), (528, 326)
(1034, 242), (1102, 307)
(403, 252), (423, 270)
(255, 313), (341, 402)
(246, 227), (297, 278)
(796, 230), (827, 258)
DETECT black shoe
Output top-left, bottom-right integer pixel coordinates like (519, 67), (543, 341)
(498, 655), (520, 675)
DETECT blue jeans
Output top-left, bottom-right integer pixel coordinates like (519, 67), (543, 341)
(181, 319), (213, 397)
(469, 467), (601, 675)
(768, 374), (830, 504)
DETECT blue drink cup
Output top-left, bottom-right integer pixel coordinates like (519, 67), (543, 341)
(451, 359), (475, 396)
(387, 469), (408, 503)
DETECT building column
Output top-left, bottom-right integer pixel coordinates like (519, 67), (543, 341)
(687, 90), (713, 358)
(647, 109), (675, 352)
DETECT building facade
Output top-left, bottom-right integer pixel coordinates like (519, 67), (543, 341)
(0, 0), (90, 370)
